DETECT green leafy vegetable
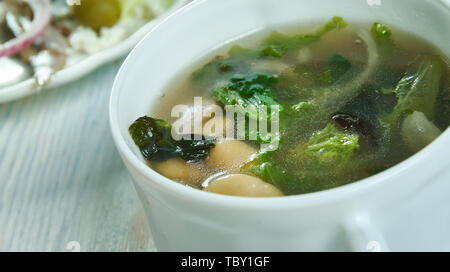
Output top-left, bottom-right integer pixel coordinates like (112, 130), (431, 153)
(243, 152), (308, 195)
(381, 55), (443, 130)
(260, 16), (348, 58)
(377, 55), (443, 154)
(319, 54), (352, 83)
(371, 22), (397, 59)
(369, 22), (407, 89)
(371, 22), (393, 45)
(293, 123), (360, 167)
(265, 28), (378, 147)
(228, 16), (348, 60)
(243, 124), (360, 194)
(333, 84), (397, 147)
(211, 73), (283, 120)
(288, 28), (378, 131)
(191, 56), (250, 82)
(211, 74), (283, 143)
(327, 54), (352, 81)
(260, 45), (285, 58)
(340, 84), (396, 118)
(318, 70), (334, 84)
(393, 56), (442, 120)
(129, 116), (215, 162)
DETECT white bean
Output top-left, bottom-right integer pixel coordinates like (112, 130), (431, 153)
(203, 116), (234, 139)
(402, 111), (441, 152)
(204, 174), (283, 197)
(207, 140), (256, 170)
(154, 158), (205, 184)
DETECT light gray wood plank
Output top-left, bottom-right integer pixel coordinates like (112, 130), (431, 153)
(0, 62), (154, 252)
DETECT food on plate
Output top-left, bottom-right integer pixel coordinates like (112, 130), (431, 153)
(129, 17), (450, 197)
(0, 0), (175, 88)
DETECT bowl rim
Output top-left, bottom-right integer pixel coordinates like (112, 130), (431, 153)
(109, 0), (450, 211)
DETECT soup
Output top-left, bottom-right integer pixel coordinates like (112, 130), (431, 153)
(128, 17), (450, 197)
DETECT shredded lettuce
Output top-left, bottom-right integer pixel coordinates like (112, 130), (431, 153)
(226, 16), (348, 59)
(301, 124), (360, 165)
(318, 54), (352, 83)
(211, 73), (283, 119)
(381, 55), (443, 133)
(211, 74), (282, 143)
(129, 116), (215, 162)
(260, 16), (348, 58)
(371, 22), (397, 59)
(243, 124), (359, 195)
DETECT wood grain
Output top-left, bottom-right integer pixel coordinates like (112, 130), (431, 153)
(0, 62), (155, 252)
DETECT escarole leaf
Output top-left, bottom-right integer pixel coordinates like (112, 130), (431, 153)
(129, 116), (215, 162)
(243, 124), (360, 195)
(393, 55), (443, 120)
(211, 74), (283, 143)
(291, 124), (360, 170)
(191, 56), (251, 82)
(282, 29), (379, 137)
(242, 152), (303, 195)
(370, 22), (410, 88)
(211, 73), (283, 119)
(318, 54), (352, 84)
(371, 22), (396, 53)
(310, 30), (378, 112)
(381, 55), (443, 130)
(260, 16), (348, 58)
(229, 16), (348, 59)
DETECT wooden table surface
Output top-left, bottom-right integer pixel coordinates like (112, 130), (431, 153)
(0, 61), (155, 252)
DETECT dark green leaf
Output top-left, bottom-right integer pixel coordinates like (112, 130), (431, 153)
(371, 22), (398, 63)
(328, 54), (352, 81)
(260, 45), (284, 58)
(385, 55), (443, 122)
(243, 124), (360, 195)
(191, 56), (251, 82)
(211, 73), (283, 119)
(232, 16), (348, 59)
(129, 116), (215, 162)
(379, 55), (443, 146)
(211, 74), (283, 143)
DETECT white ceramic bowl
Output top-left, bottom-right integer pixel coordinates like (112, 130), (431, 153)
(0, 0), (188, 104)
(110, 0), (450, 251)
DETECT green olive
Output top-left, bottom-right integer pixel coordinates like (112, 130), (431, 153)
(73, 0), (121, 30)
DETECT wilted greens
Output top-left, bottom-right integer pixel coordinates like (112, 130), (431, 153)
(211, 73), (282, 119)
(129, 116), (215, 162)
(243, 124), (360, 194)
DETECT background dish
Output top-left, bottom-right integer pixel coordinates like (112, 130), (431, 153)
(0, 0), (188, 104)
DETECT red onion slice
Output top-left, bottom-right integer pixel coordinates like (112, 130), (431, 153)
(0, 0), (52, 57)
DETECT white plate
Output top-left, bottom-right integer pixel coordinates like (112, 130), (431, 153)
(0, 0), (188, 104)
